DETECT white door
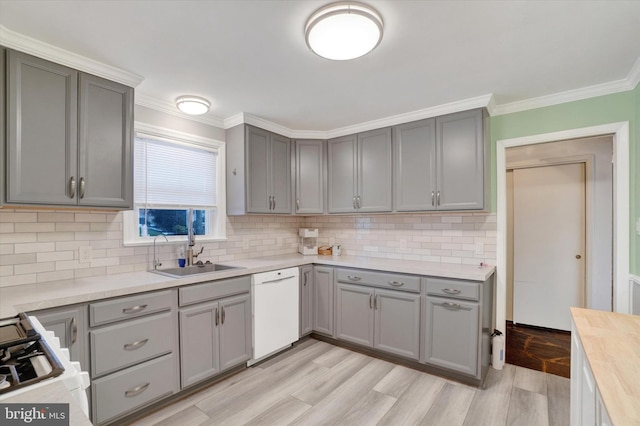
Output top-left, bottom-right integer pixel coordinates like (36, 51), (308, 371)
(513, 163), (585, 331)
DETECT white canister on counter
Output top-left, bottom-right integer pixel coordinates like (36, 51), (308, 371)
(332, 245), (341, 256)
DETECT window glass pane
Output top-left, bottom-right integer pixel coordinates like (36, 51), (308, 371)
(139, 209), (207, 237)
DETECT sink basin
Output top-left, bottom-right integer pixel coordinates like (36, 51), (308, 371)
(152, 263), (244, 278)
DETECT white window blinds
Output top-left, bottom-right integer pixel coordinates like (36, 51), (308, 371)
(134, 136), (217, 209)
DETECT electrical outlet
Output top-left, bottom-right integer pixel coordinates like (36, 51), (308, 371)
(475, 242), (484, 255)
(79, 246), (92, 263)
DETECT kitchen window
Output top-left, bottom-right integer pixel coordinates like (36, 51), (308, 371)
(123, 124), (226, 245)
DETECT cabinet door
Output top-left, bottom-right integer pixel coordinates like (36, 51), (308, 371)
(7, 50), (78, 205)
(336, 283), (374, 347)
(269, 133), (291, 213)
(374, 289), (420, 360)
(245, 126), (271, 213)
(327, 135), (357, 213)
(78, 73), (133, 208)
(32, 305), (87, 369)
(300, 265), (314, 336)
(313, 266), (334, 336)
(179, 301), (220, 388)
(393, 119), (437, 211)
(219, 294), (251, 371)
(295, 140), (325, 214)
(436, 109), (485, 210)
(424, 297), (479, 376)
(357, 128), (392, 212)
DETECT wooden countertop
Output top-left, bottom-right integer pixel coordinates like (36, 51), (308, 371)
(571, 307), (640, 425)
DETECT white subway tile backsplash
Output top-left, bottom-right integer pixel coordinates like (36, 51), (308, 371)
(0, 209), (496, 286)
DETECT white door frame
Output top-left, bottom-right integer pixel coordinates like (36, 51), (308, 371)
(496, 122), (630, 334)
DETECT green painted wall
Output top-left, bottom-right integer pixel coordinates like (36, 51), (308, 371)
(490, 84), (639, 274)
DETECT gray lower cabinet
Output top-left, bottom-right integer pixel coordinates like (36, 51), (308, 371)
(294, 139), (325, 214)
(422, 276), (493, 380)
(4, 49), (133, 208)
(312, 266), (334, 336)
(393, 109), (488, 212)
(327, 128), (392, 213)
(178, 277), (251, 389)
(335, 283), (420, 360)
(88, 290), (179, 425)
(300, 265), (313, 336)
(30, 304), (88, 371)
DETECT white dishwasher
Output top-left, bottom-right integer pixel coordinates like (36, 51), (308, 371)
(249, 267), (299, 365)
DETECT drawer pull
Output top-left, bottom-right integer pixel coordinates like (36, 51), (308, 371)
(347, 275), (361, 281)
(122, 304), (148, 314)
(442, 288), (461, 295)
(442, 302), (462, 310)
(388, 281), (404, 287)
(123, 338), (149, 351)
(125, 382), (150, 398)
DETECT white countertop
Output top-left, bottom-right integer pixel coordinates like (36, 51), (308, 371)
(0, 254), (495, 319)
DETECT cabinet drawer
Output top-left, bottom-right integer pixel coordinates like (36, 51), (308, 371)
(425, 277), (480, 301)
(90, 290), (173, 326)
(92, 353), (177, 425)
(336, 268), (420, 293)
(179, 276), (250, 306)
(91, 312), (175, 377)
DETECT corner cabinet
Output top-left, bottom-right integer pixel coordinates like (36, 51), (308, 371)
(4, 49), (133, 209)
(328, 128), (392, 213)
(226, 124), (291, 214)
(294, 139), (325, 214)
(393, 109), (488, 212)
(300, 265), (314, 336)
(312, 266), (334, 336)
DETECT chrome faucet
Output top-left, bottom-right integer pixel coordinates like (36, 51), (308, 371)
(153, 234), (169, 270)
(186, 209), (203, 265)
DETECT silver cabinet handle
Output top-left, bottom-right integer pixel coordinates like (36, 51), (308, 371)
(442, 288), (461, 295)
(388, 281), (404, 287)
(356, 196), (361, 209)
(69, 176), (76, 199)
(215, 307), (219, 326)
(437, 191), (441, 206)
(369, 294), (373, 309)
(79, 177), (85, 199)
(353, 196), (357, 210)
(221, 306), (226, 325)
(124, 338), (149, 351)
(347, 275), (361, 281)
(303, 271), (308, 286)
(122, 304), (148, 314)
(70, 316), (78, 345)
(442, 302), (462, 310)
(296, 199), (300, 211)
(268, 196), (272, 210)
(273, 196), (276, 210)
(431, 191), (435, 206)
(125, 382), (150, 398)
(374, 295), (379, 310)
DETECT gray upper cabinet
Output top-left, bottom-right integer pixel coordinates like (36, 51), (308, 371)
(294, 139), (325, 214)
(78, 73), (133, 208)
(4, 49), (133, 209)
(312, 266), (334, 336)
(435, 109), (487, 210)
(227, 124), (291, 214)
(393, 109), (488, 212)
(393, 118), (437, 211)
(328, 128), (392, 213)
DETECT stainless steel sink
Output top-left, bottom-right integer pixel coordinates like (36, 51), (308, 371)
(151, 263), (244, 278)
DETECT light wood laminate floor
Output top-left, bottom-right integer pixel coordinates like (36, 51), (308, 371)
(130, 339), (569, 426)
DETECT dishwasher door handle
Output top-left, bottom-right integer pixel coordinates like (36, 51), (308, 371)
(260, 275), (297, 284)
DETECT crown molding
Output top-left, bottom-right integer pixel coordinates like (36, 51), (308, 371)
(0, 25), (144, 87)
(135, 93), (226, 129)
(492, 57), (640, 116)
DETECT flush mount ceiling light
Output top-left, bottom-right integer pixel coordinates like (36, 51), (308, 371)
(305, 2), (383, 61)
(176, 96), (210, 115)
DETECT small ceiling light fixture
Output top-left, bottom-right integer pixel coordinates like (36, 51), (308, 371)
(305, 2), (383, 61)
(176, 95), (211, 115)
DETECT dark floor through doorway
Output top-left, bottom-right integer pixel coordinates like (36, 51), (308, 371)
(505, 320), (571, 378)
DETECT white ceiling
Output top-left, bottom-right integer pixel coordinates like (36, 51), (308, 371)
(1, 0), (640, 132)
